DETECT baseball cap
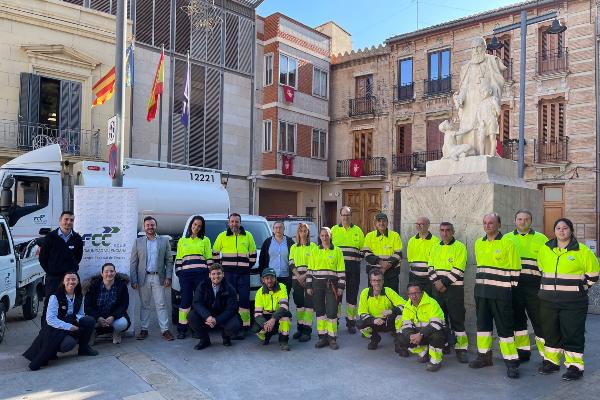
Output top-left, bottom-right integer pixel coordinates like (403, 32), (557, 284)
(261, 268), (276, 278)
(375, 212), (388, 221)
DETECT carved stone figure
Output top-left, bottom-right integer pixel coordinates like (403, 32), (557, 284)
(475, 85), (502, 156)
(440, 120), (475, 161)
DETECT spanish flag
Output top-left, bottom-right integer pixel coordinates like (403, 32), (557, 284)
(146, 48), (164, 122)
(92, 67), (116, 107)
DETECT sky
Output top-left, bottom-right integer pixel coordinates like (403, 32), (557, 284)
(257, 0), (518, 50)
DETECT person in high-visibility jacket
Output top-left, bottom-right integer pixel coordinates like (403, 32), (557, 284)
(307, 227), (345, 350)
(362, 213), (403, 293)
(396, 282), (446, 372)
(212, 213), (257, 332)
(251, 268), (292, 351)
(407, 216), (439, 295)
(427, 221), (469, 363)
(356, 269), (405, 350)
(331, 206), (365, 334)
(537, 218), (599, 381)
(174, 216), (213, 339)
(289, 223), (317, 342)
(470, 213), (521, 379)
(505, 209), (548, 362)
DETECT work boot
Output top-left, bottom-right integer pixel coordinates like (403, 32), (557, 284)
(397, 348), (410, 358)
(293, 326), (302, 340)
(279, 335), (290, 351)
(417, 353), (430, 364)
(194, 340), (211, 350)
(517, 349), (531, 362)
(367, 333), (381, 350)
(315, 335), (329, 349)
(456, 349), (469, 364)
(222, 337), (232, 347)
(469, 351), (493, 369)
(426, 362), (441, 372)
(299, 326), (312, 342)
(442, 345), (452, 355)
(346, 318), (357, 334)
(538, 360), (560, 375)
(176, 331), (187, 340)
(507, 365), (520, 379)
(562, 366), (584, 381)
(78, 346), (99, 356)
(329, 337), (339, 350)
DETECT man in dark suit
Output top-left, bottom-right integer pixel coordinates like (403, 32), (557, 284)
(130, 216), (174, 341)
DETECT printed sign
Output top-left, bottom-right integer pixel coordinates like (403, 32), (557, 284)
(107, 115), (117, 145)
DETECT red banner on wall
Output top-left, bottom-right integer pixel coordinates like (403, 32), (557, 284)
(282, 154), (293, 175)
(349, 159), (363, 177)
(283, 85), (295, 103)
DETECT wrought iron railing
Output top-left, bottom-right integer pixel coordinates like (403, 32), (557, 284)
(394, 83), (414, 102)
(536, 49), (568, 75)
(500, 139), (519, 161)
(0, 120), (100, 157)
(503, 58), (513, 81)
(349, 96), (376, 117)
(423, 76), (452, 96)
(392, 150), (443, 172)
(534, 137), (569, 163)
(336, 157), (387, 177)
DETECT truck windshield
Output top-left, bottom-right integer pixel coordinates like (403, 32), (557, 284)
(204, 220), (271, 246)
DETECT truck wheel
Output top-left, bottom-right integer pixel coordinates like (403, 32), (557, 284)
(0, 303), (6, 344)
(22, 291), (39, 320)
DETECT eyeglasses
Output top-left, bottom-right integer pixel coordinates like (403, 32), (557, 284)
(341, 214), (351, 217)
(415, 223), (426, 226)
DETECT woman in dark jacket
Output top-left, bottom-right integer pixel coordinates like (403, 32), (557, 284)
(259, 221), (294, 294)
(84, 263), (131, 344)
(23, 271), (97, 371)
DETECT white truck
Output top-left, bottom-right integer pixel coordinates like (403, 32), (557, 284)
(0, 215), (44, 344)
(0, 144), (231, 244)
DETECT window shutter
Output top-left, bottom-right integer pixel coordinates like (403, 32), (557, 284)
(59, 80), (71, 132)
(225, 12), (239, 70)
(18, 73), (31, 124)
(426, 119), (444, 151)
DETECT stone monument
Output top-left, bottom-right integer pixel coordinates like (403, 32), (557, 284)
(399, 37), (543, 328)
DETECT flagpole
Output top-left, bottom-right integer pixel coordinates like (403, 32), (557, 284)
(128, 37), (135, 158)
(158, 44), (164, 162)
(186, 50), (191, 164)
(113, 0), (127, 187)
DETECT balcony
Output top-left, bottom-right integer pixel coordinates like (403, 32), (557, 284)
(500, 139), (519, 161)
(536, 49), (568, 75)
(269, 153), (328, 181)
(502, 59), (513, 82)
(349, 96), (376, 117)
(534, 137), (569, 164)
(394, 83), (414, 102)
(424, 76), (452, 97)
(392, 150), (443, 173)
(336, 157), (387, 178)
(0, 120), (100, 158)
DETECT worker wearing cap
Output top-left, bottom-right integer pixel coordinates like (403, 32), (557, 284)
(362, 212), (404, 293)
(251, 268), (292, 351)
(331, 206), (365, 334)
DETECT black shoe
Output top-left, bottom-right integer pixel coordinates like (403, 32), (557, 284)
(538, 360), (560, 375)
(78, 346), (99, 356)
(329, 338), (339, 350)
(507, 366), (520, 379)
(194, 340), (211, 350)
(442, 345), (452, 355)
(398, 348), (410, 358)
(299, 333), (311, 342)
(232, 333), (245, 340)
(417, 354), (430, 364)
(469, 352), (493, 369)
(293, 330), (302, 340)
(346, 318), (357, 334)
(562, 366), (583, 381)
(517, 349), (531, 362)
(177, 332), (187, 340)
(222, 337), (232, 347)
(367, 333), (381, 350)
(456, 350), (469, 364)
(426, 362), (441, 372)
(315, 336), (329, 348)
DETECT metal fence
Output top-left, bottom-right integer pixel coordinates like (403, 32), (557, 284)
(423, 76), (452, 96)
(534, 137), (569, 163)
(392, 150), (443, 172)
(536, 49), (568, 75)
(336, 157), (387, 177)
(394, 83), (414, 102)
(0, 120), (100, 157)
(348, 96), (376, 117)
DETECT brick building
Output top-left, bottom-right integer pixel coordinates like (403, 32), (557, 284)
(323, 0), (599, 246)
(252, 13), (350, 222)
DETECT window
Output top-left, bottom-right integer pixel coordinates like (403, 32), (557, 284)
(7, 175), (50, 227)
(353, 130), (372, 159)
(262, 120), (272, 152)
(0, 221), (11, 256)
(397, 124), (412, 155)
(428, 49), (451, 81)
(264, 54), (273, 86)
(539, 99), (565, 142)
(311, 129), (327, 159)
(313, 68), (328, 98)
(397, 59), (413, 100)
(499, 107), (510, 143)
(278, 121), (296, 153)
(355, 74), (373, 98)
(279, 54), (298, 88)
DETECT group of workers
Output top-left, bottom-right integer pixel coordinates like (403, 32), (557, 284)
(22, 207), (599, 383)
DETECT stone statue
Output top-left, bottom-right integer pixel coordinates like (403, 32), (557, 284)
(439, 120), (475, 160)
(442, 37), (506, 158)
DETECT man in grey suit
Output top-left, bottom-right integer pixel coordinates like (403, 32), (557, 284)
(130, 216), (175, 341)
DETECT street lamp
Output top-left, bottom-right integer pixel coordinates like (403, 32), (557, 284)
(493, 10), (565, 178)
(487, 35), (503, 51)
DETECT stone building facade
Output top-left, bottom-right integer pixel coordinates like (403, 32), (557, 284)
(324, 0), (599, 247)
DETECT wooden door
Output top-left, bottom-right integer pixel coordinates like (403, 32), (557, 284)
(355, 75), (373, 98)
(426, 119), (445, 152)
(354, 130), (373, 159)
(397, 124), (412, 155)
(323, 201), (338, 229)
(542, 185), (564, 238)
(343, 189), (381, 233)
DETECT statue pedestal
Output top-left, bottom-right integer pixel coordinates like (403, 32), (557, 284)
(399, 156), (543, 341)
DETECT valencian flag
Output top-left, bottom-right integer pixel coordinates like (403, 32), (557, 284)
(146, 48), (165, 122)
(282, 154), (293, 175)
(92, 67), (115, 107)
(283, 84), (295, 103)
(349, 159), (363, 177)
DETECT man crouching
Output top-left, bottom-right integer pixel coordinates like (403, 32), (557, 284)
(251, 268), (293, 351)
(356, 269), (405, 350)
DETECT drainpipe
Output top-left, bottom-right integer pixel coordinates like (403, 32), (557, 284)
(595, 2), (600, 249)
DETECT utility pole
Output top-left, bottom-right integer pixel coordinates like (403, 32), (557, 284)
(113, 0), (128, 187)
